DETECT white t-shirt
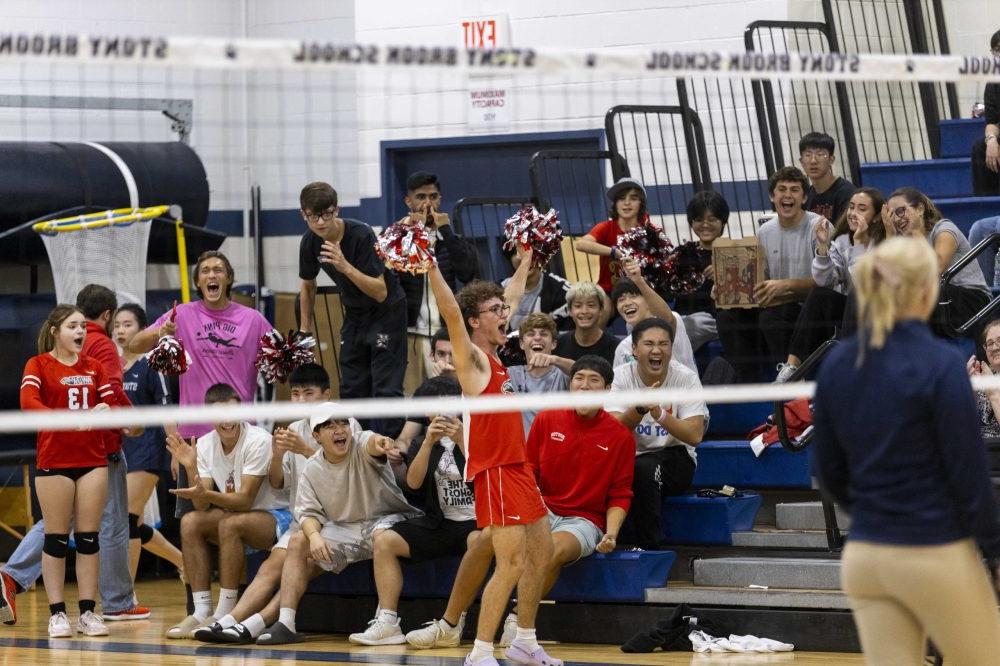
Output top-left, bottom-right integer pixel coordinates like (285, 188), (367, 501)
(608, 361), (709, 460)
(614, 311), (697, 373)
(196, 422), (285, 511)
(434, 438), (476, 522)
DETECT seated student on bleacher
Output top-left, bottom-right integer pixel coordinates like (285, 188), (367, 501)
(608, 318), (708, 551)
(576, 177), (650, 301)
(672, 191), (729, 352)
(500, 242), (572, 332)
(972, 29), (1000, 197)
(554, 281), (620, 365)
(350, 377), (479, 646)
(715, 166), (822, 382)
(192, 364), (348, 645)
(882, 187), (991, 338)
(610, 259), (697, 374)
(775, 187), (886, 381)
(967, 318), (1000, 439)
(404, 356), (633, 651)
(800, 131), (856, 223)
(394, 328), (456, 468)
(507, 313), (572, 435)
(165, 383), (289, 639)
(256, 405), (419, 645)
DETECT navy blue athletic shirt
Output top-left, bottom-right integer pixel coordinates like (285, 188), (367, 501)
(812, 320), (1000, 556)
(122, 356), (171, 473)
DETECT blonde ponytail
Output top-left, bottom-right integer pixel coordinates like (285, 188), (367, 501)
(37, 304), (83, 354)
(853, 237), (938, 360)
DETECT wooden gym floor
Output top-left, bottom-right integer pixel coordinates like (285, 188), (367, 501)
(0, 579), (863, 665)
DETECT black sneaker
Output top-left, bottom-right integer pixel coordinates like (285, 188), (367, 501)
(194, 622), (229, 643)
(257, 621), (303, 645)
(218, 623), (255, 645)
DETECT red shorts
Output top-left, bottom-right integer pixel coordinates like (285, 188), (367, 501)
(473, 463), (547, 529)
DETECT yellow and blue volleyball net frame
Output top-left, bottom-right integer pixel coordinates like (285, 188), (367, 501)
(32, 204), (192, 303)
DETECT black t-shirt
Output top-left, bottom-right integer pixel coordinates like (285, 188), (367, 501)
(986, 82), (1000, 126)
(555, 330), (620, 365)
(806, 177), (855, 224)
(298, 219), (404, 320)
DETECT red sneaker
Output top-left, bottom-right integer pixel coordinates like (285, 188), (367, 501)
(102, 605), (151, 621)
(0, 570), (16, 625)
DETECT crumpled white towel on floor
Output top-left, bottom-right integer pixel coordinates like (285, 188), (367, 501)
(689, 629), (795, 653)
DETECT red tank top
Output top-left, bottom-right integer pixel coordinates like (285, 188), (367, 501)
(464, 353), (526, 480)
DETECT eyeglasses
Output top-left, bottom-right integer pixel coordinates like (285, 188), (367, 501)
(305, 210), (337, 222)
(799, 151), (831, 162)
(478, 303), (511, 317)
(889, 205), (912, 218)
(986, 339), (1000, 351)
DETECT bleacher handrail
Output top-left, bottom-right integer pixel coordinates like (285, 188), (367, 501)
(939, 232), (1000, 337)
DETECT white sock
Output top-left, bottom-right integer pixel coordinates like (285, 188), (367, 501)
(243, 613), (267, 638)
(214, 588), (238, 618)
(507, 612), (518, 624)
(377, 608), (398, 624)
(515, 626), (540, 651)
(278, 607), (297, 633)
(217, 614), (237, 629)
(192, 591), (212, 621)
(469, 639), (494, 663)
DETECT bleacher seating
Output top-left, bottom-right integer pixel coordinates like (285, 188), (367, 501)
(662, 492), (763, 545)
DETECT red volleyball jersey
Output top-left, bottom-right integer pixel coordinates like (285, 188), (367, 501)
(21, 353), (122, 469)
(464, 353), (527, 480)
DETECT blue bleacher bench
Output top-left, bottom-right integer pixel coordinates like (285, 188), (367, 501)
(248, 550), (676, 603)
(693, 440), (812, 489)
(662, 491), (763, 545)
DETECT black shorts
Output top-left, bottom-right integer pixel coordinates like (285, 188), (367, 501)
(36, 465), (106, 482)
(389, 516), (477, 563)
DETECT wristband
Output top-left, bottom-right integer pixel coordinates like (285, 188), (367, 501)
(609, 247), (618, 260)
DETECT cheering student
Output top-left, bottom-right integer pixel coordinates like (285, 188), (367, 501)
(576, 177), (649, 302)
(813, 237), (1000, 665)
(21, 305), (130, 638)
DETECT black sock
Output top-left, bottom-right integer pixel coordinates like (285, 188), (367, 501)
(49, 602), (66, 616)
(79, 599), (96, 614)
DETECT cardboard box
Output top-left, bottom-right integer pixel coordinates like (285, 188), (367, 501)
(712, 238), (766, 309)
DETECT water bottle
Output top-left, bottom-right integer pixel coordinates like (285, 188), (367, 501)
(993, 249), (1000, 289)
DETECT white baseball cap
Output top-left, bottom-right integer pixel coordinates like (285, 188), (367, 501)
(607, 177), (647, 202)
(309, 402), (341, 431)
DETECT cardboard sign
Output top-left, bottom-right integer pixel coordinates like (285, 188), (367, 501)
(712, 238), (766, 309)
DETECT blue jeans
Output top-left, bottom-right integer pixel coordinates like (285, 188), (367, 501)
(2, 453), (135, 613)
(968, 216), (1000, 287)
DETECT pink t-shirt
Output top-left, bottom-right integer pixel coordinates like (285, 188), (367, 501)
(152, 300), (271, 437)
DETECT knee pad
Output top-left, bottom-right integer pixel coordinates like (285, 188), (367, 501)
(128, 513), (141, 539)
(138, 523), (154, 545)
(43, 533), (70, 558)
(75, 531), (100, 555)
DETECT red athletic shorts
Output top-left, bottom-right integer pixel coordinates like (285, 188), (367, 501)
(473, 463), (547, 529)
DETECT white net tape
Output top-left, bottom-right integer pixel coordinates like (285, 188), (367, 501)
(40, 221), (151, 309)
(5, 375), (1000, 434)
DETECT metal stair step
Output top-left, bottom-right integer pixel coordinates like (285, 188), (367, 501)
(731, 528), (835, 549)
(776, 501), (851, 531)
(693, 556), (841, 590)
(647, 582), (850, 609)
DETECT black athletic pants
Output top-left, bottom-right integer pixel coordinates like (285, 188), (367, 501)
(716, 303), (803, 382)
(619, 447), (696, 551)
(339, 304), (408, 438)
(972, 138), (1000, 196)
(788, 287), (847, 362)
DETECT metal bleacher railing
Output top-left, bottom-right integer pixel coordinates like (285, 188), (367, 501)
(939, 232), (1000, 337)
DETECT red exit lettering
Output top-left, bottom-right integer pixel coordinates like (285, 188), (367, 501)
(462, 19), (497, 48)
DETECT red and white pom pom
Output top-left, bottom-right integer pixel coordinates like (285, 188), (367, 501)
(255, 329), (317, 385)
(375, 222), (437, 275)
(502, 205), (563, 269)
(613, 222), (675, 292)
(146, 336), (191, 376)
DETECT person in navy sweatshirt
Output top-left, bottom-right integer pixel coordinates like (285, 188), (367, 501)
(812, 236), (1000, 665)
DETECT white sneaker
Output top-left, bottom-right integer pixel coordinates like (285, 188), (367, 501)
(498, 613), (517, 648)
(349, 615), (406, 646)
(405, 613), (465, 649)
(775, 362), (798, 383)
(48, 611), (72, 638)
(77, 610), (109, 636)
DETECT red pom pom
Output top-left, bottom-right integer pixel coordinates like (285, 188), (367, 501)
(255, 330), (317, 385)
(502, 205), (563, 269)
(663, 241), (708, 295)
(146, 335), (190, 376)
(375, 222), (437, 275)
(612, 222), (675, 291)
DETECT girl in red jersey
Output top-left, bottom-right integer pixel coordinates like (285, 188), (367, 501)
(20, 305), (128, 638)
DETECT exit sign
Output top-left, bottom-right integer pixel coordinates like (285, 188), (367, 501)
(461, 14), (510, 49)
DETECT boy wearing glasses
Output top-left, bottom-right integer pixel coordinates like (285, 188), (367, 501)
(298, 181), (407, 437)
(800, 132), (855, 224)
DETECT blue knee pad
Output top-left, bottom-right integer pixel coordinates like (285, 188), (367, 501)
(75, 531), (100, 555)
(43, 533), (70, 558)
